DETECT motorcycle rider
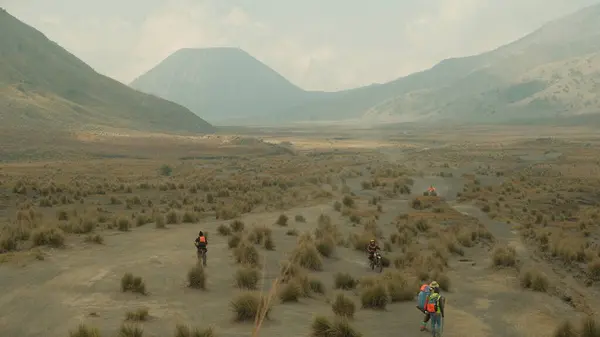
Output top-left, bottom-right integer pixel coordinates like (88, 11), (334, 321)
(367, 239), (381, 263)
(194, 230), (208, 266)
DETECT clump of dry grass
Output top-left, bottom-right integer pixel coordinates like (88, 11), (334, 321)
(311, 315), (362, 337)
(249, 226), (272, 245)
(119, 323), (143, 337)
(228, 234), (242, 248)
(360, 283), (388, 310)
(69, 324), (101, 337)
(309, 278), (326, 294)
(230, 292), (271, 322)
(174, 324), (215, 337)
(217, 224), (232, 236)
(520, 268), (549, 292)
(293, 243), (323, 271)
(276, 214), (288, 226)
(31, 226), (65, 247)
(188, 264), (206, 290)
(331, 293), (355, 318)
(234, 240), (261, 267)
(84, 234), (104, 244)
(588, 258), (600, 281)
(315, 236), (335, 257)
(383, 271), (415, 302)
(116, 217), (131, 231)
(230, 220), (245, 232)
(553, 316), (600, 337)
(154, 214), (166, 228)
(279, 281), (301, 302)
(334, 272), (358, 290)
(121, 273), (147, 295)
(492, 245), (517, 268)
(263, 235), (275, 251)
(125, 308), (149, 321)
(235, 267), (260, 290)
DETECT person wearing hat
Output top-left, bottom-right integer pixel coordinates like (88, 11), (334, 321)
(419, 281), (440, 331)
(425, 285), (445, 336)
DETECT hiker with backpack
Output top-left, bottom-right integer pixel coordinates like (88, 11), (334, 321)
(425, 285), (445, 337)
(417, 281), (439, 331)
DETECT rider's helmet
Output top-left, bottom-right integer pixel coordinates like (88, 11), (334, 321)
(198, 230), (204, 236)
(370, 239), (375, 244)
(430, 281), (439, 289)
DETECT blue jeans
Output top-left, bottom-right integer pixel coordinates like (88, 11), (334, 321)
(430, 313), (442, 335)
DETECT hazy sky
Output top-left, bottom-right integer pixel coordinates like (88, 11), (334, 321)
(2, 0), (598, 91)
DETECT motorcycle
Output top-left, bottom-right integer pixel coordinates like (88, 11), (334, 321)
(196, 246), (207, 266)
(369, 252), (384, 273)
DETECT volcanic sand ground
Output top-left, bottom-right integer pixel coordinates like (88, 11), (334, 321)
(1, 130), (599, 337)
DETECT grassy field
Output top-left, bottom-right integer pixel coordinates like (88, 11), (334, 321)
(1, 125), (599, 337)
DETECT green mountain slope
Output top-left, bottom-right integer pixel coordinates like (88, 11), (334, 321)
(130, 48), (322, 123)
(0, 8), (214, 134)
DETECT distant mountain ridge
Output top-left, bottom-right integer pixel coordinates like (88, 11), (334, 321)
(130, 4), (600, 126)
(0, 8), (215, 134)
(130, 48), (326, 123)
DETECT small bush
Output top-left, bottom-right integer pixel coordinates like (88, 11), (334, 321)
(520, 269), (549, 292)
(174, 324), (215, 337)
(334, 272), (357, 290)
(553, 320), (577, 337)
(360, 284), (388, 309)
(286, 228), (299, 236)
(154, 215), (166, 228)
(276, 214), (289, 226)
(280, 261), (303, 282)
(316, 237), (335, 257)
(295, 214), (306, 222)
(294, 243), (323, 271)
(117, 217), (131, 231)
(188, 264), (206, 289)
(125, 308), (149, 321)
(235, 268), (260, 290)
(342, 196), (354, 208)
(279, 281), (301, 302)
(121, 273), (147, 295)
(332, 293), (355, 318)
(31, 227), (65, 247)
(309, 278), (325, 294)
(588, 258), (600, 281)
(492, 245), (517, 267)
(384, 273), (414, 302)
(69, 324), (101, 337)
(230, 220), (245, 232)
(217, 224), (232, 236)
(119, 323), (143, 337)
(430, 271), (451, 292)
(264, 235), (275, 250)
(230, 292), (271, 322)
(580, 315), (600, 337)
(84, 234), (104, 244)
(228, 234), (242, 249)
(166, 210), (180, 224)
(234, 240), (261, 267)
(311, 315), (362, 337)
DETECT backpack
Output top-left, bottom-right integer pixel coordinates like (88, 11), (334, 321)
(426, 293), (441, 313)
(417, 285), (430, 309)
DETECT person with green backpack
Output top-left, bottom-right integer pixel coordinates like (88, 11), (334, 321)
(425, 286), (445, 337)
